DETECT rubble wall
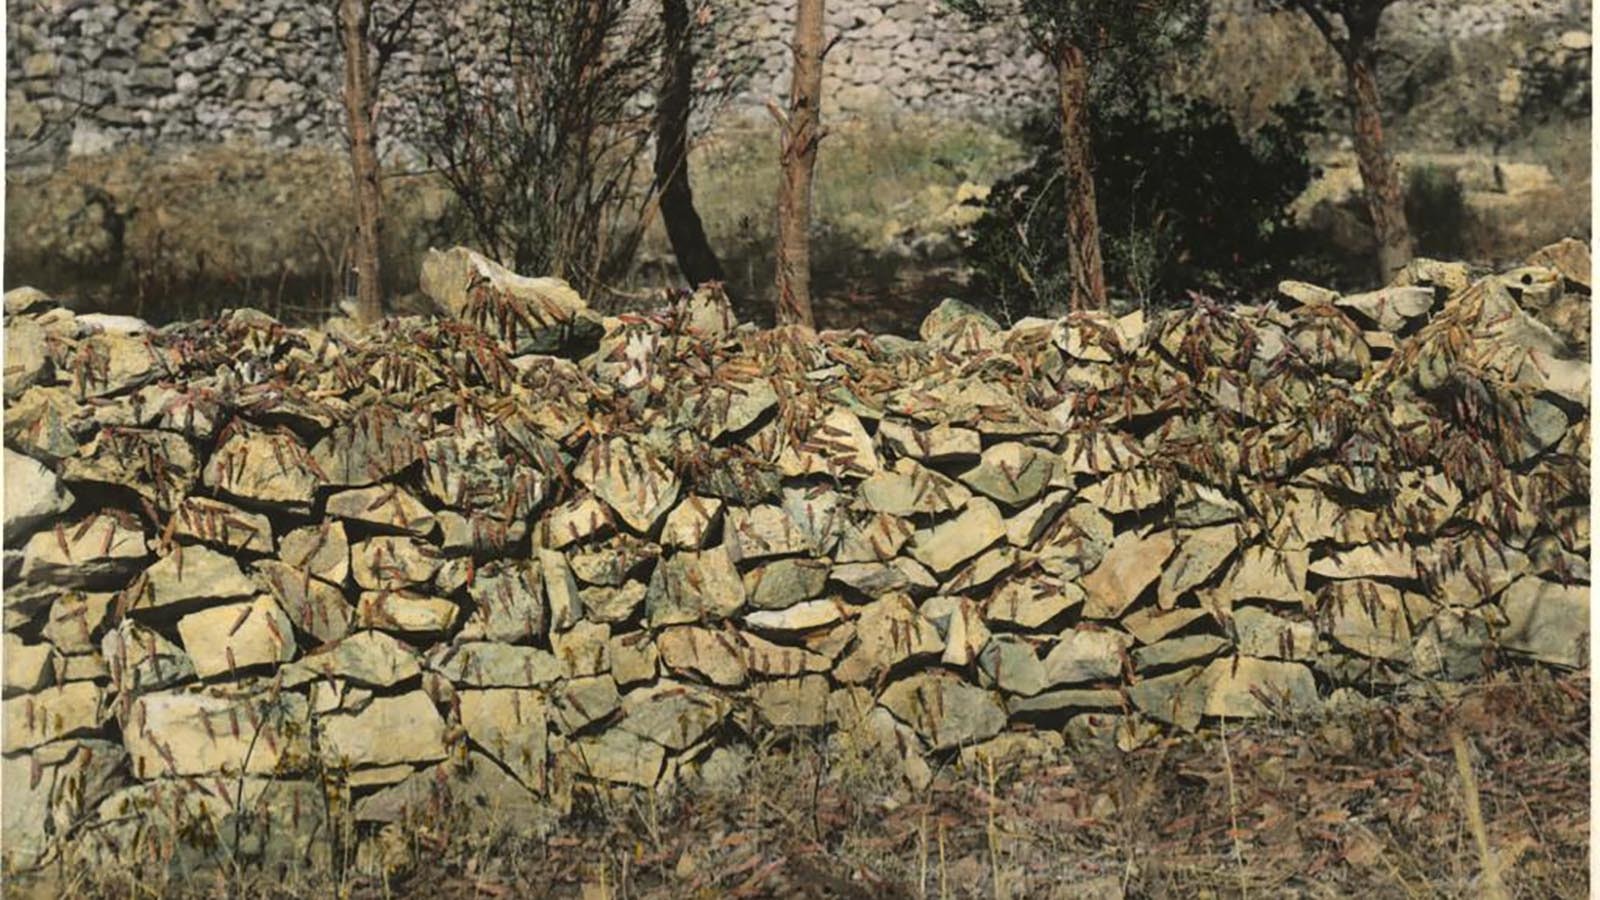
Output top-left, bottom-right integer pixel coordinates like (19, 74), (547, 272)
(5, 0), (1586, 162)
(1, 243), (1591, 874)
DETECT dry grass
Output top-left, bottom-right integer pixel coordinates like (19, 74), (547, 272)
(11, 669), (1587, 899)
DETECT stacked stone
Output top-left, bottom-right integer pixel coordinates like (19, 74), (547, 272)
(13, 0), (1586, 162)
(2, 241), (1590, 874)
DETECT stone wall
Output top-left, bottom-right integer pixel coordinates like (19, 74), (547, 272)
(2, 240), (1591, 874)
(5, 0), (1586, 163)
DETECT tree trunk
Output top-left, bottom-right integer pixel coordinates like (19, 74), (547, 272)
(1055, 41), (1108, 312)
(657, 0), (726, 289)
(774, 0), (824, 329)
(339, 0), (384, 324)
(1346, 52), (1414, 280)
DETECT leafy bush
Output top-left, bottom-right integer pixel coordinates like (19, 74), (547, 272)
(1404, 163), (1468, 259)
(962, 89), (1325, 320)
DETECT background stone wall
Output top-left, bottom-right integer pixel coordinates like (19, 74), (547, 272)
(1, 240), (1589, 872)
(5, 0), (1587, 164)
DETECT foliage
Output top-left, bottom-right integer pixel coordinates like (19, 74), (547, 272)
(962, 89), (1326, 319)
(398, 0), (662, 297)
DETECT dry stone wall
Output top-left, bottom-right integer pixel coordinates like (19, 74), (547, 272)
(2, 240), (1592, 874)
(5, 0), (1585, 162)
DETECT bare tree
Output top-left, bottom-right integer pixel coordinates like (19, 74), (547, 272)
(656, 0), (727, 290)
(335, 0), (420, 323)
(402, 0), (661, 300)
(1275, 0), (1414, 279)
(951, 1), (1207, 312)
(772, 0), (827, 329)
(338, 0), (384, 323)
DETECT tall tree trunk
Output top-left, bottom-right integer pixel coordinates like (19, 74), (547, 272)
(339, 0), (384, 324)
(774, 0), (824, 328)
(657, 0), (726, 289)
(1345, 51), (1414, 280)
(1054, 41), (1107, 312)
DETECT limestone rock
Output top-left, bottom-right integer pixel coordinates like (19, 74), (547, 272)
(1132, 634), (1229, 671)
(725, 503), (817, 562)
(977, 636), (1047, 696)
(1499, 577), (1589, 668)
(279, 522), (350, 586)
(573, 436), (680, 534)
(327, 485), (436, 536)
(19, 513), (149, 589)
(1077, 468), (1168, 515)
(1336, 286), (1434, 331)
(320, 692), (447, 769)
(907, 497), (1004, 576)
(1042, 629), (1132, 686)
(878, 672), (1006, 751)
(42, 590), (114, 653)
(834, 513), (914, 563)
(282, 630), (421, 688)
(176, 596), (295, 678)
(3, 448), (73, 541)
(123, 690), (309, 778)
(1309, 543), (1418, 581)
(657, 626), (748, 686)
(459, 689), (547, 792)
(253, 560), (352, 644)
(743, 557), (830, 610)
(752, 675), (830, 728)
(861, 457), (971, 516)
(1322, 581), (1414, 661)
(776, 407), (880, 478)
(745, 597), (848, 633)
(1222, 546), (1309, 606)
(204, 427), (319, 508)
(4, 317), (50, 399)
(351, 535), (442, 591)
(834, 594), (942, 683)
(550, 675), (620, 732)
(1080, 529), (1175, 619)
(464, 560), (545, 642)
(540, 494), (613, 549)
(4, 634), (53, 693)
(959, 442), (1056, 507)
(1232, 606), (1316, 660)
(1156, 525), (1238, 609)
(69, 332), (166, 398)
(135, 543), (258, 611)
(984, 576), (1083, 629)
(1202, 657), (1318, 719)
(661, 495), (722, 549)
(877, 419), (981, 461)
(102, 620), (194, 697)
(62, 428), (197, 510)
(563, 728), (664, 787)
(3, 682), (105, 753)
(619, 681), (732, 749)
(420, 246), (599, 354)
(356, 591), (459, 635)
(552, 620), (610, 677)
(428, 642), (563, 688)
(646, 546), (744, 625)
(171, 497), (273, 555)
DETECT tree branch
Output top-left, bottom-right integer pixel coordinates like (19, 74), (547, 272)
(1288, 0), (1350, 60)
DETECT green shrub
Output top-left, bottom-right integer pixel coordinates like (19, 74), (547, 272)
(962, 89), (1325, 320)
(1404, 163), (1468, 259)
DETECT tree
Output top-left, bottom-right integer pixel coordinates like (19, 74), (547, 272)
(950, 0), (1207, 311)
(1273, 0), (1414, 279)
(335, 0), (419, 324)
(656, 0), (727, 290)
(402, 1), (662, 299)
(772, 0), (828, 328)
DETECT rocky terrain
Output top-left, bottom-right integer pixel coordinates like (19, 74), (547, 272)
(5, 0), (1588, 162)
(1, 240), (1591, 884)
